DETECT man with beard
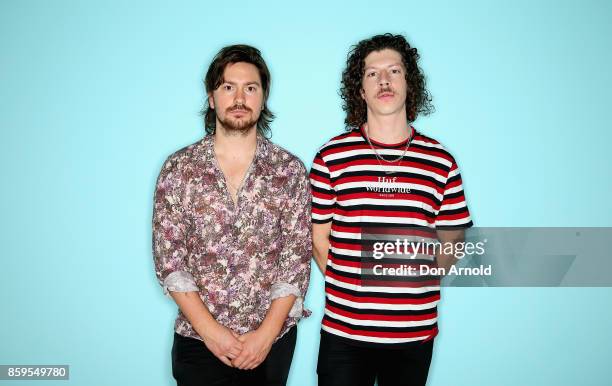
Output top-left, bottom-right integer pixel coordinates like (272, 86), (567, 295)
(153, 45), (311, 386)
(310, 34), (473, 386)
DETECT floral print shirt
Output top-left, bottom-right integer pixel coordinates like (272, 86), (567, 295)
(153, 134), (312, 341)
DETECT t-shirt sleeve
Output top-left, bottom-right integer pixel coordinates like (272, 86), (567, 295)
(434, 158), (473, 229)
(309, 150), (336, 224)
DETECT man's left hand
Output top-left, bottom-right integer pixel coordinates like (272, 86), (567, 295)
(231, 329), (275, 370)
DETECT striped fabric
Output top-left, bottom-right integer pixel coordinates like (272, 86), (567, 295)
(310, 126), (472, 346)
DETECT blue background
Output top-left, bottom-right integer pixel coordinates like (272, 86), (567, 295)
(1, 0), (611, 385)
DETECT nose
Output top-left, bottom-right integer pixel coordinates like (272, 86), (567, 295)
(234, 88), (245, 104)
(378, 70), (390, 87)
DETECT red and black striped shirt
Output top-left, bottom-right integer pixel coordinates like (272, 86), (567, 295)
(310, 126), (472, 346)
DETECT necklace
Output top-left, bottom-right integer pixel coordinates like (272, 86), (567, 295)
(364, 124), (413, 174)
(213, 136), (257, 204)
(225, 178), (240, 192)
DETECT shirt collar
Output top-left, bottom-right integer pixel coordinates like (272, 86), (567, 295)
(199, 132), (272, 173)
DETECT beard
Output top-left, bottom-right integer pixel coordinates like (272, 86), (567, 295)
(217, 104), (259, 136)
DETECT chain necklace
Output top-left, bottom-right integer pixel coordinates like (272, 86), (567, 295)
(225, 179), (239, 194)
(364, 124), (413, 174)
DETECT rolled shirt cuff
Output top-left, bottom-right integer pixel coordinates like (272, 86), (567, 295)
(270, 282), (303, 318)
(162, 270), (199, 297)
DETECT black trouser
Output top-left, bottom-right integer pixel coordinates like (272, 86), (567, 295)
(172, 326), (297, 386)
(317, 331), (434, 386)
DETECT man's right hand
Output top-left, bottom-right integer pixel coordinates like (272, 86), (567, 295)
(168, 291), (243, 367)
(200, 322), (243, 367)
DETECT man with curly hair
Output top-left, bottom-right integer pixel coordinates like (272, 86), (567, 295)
(310, 34), (473, 386)
(153, 44), (312, 386)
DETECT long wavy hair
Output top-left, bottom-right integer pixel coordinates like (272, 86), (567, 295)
(340, 33), (434, 129)
(202, 44), (274, 137)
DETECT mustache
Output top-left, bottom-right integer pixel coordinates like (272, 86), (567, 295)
(376, 87), (395, 97)
(227, 104), (252, 113)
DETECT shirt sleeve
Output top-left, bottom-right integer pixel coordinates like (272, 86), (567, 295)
(152, 156), (199, 296)
(270, 160), (313, 317)
(309, 150), (336, 224)
(434, 157), (473, 229)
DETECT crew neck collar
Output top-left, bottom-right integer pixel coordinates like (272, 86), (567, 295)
(359, 124), (415, 148)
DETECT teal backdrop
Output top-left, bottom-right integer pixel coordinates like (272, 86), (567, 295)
(1, 0), (611, 385)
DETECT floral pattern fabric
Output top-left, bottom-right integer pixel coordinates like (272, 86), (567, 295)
(153, 134), (312, 341)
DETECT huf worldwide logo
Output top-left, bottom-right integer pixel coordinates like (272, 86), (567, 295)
(366, 176), (411, 194)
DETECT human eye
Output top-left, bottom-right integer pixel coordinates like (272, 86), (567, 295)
(246, 85), (258, 93)
(366, 71), (377, 78)
(390, 68), (402, 75)
(222, 84), (234, 91)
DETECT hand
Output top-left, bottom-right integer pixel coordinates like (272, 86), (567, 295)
(231, 329), (275, 370)
(200, 322), (243, 367)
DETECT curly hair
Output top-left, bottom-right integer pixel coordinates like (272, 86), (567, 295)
(340, 33), (434, 129)
(202, 44), (274, 137)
